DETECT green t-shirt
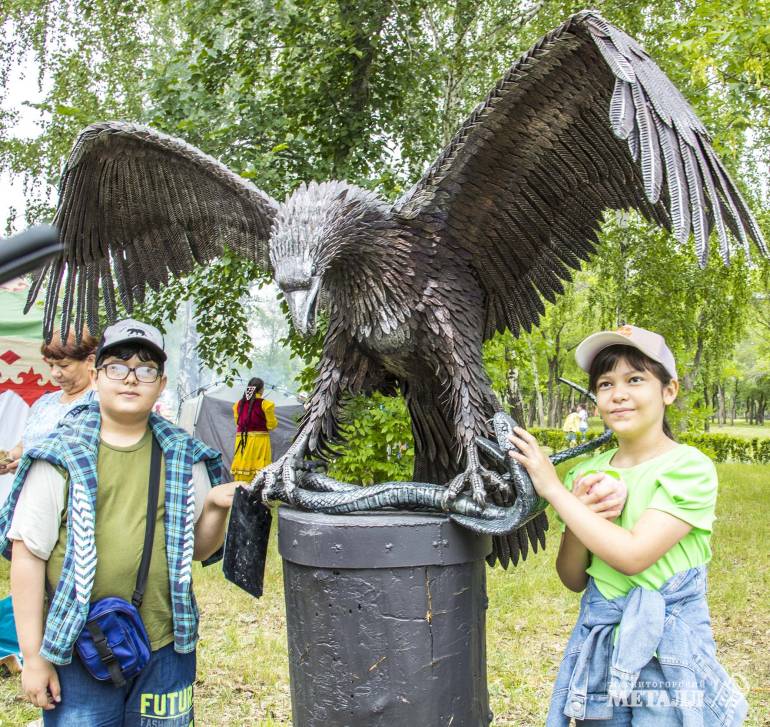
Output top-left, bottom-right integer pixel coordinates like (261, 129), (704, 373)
(48, 429), (175, 651)
(560, 444), (718, 599)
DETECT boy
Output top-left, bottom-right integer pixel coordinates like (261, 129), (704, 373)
(0, 319), (237, 725)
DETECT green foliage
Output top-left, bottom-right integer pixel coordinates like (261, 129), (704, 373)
(531, 426), (770, 465)
(677, 432), (770, 464)
(132, 247), (270, 380)
(326, 393), (414, 484)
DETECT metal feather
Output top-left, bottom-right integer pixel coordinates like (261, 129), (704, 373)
(85, 262), (100, 335)
(692, 137), (730, 263)
(24, 262), (50, 314)
(653, 114), (690, 244)
(703, 146), (751, 257)
(630, 82), (663, 204)
(59, 263), (77, 341)
(42, 259), (64, 343)
(714, 160), (769, 256)
(99, 258), (118, 324)
(677, 136), (711, 263)
(627, 123), (640, 162)
(591, 34), (635, 83)
(609, 78), (635, 140)
(73, 266), (87, 343)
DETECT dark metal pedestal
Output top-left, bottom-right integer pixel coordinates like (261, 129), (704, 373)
(278, 507), (493, 727)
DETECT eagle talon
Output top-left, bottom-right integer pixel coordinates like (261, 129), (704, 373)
(443, 445), (511, 510)
(255, 431), (310, 505)
(253, 459), (290, 504)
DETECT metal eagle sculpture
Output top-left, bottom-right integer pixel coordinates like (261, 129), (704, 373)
(30, 11), (765, 568)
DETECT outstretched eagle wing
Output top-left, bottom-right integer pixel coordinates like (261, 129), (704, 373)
(396, 11), (766, 339)
(28, 122), (277, 341)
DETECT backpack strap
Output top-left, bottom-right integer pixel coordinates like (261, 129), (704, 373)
(131, 436), (161, 609)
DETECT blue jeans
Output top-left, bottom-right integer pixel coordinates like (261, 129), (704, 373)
(547, 568), (747, 726)
(576, 657), (686, 725)
(43, 643), (195, 727)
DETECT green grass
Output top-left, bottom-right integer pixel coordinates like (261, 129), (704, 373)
(708, 422), (770, 439)
(588, 417), (770, 440)
(1, 463), (768, 726)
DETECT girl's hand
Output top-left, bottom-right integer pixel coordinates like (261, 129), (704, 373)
(573, 474), (625, 521)
(507, 426), (562, 500)
(206, 481), (239, 510)
(21, 655), (60, 710)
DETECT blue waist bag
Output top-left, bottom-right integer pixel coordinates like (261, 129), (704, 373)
(75, 598), (152, 686)
(73, 437), (161, 687)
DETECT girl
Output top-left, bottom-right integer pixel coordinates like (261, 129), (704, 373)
(231, 377), (278, 482)
(508, 325), (747, 726)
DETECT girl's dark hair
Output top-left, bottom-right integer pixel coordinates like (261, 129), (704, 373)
(41, 331), (98, 361)
(236, 377), (265, 453)
(588, 344), (675, 440)
(246, 377), (264, 394)
(96, 343), (165, 374)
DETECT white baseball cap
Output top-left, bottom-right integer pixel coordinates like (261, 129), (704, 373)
(575, 324), (677, 380)
(96, 318), (167, 362)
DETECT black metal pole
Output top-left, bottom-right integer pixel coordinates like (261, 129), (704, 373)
(278, 507), (493, 726)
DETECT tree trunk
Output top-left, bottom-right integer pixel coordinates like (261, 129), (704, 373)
(527, 339), (545, 427)
(681, 318), (705, 396)
(717, 384), (726, 426)
(545, 329), (562, 428)
(546, 354), (560, 428)
(504, 356), (526, 425)
(528, 393), (537, 427)
(331, 0), (390, 176)
(730, 379), (738, 426)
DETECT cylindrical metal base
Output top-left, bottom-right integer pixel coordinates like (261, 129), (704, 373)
(278, 507), (493, 727)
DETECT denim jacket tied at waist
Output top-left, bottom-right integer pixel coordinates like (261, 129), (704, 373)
(546, 566), (747, 726)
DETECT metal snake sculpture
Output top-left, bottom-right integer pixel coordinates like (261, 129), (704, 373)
(276, 417), (612, 539)
(259, 377), (611, 565)
(32, 11), (765, 568)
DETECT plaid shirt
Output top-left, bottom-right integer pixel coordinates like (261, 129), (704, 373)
(0, 401), (223, 664)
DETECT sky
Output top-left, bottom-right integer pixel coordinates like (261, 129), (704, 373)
(1, 47), (48, 234)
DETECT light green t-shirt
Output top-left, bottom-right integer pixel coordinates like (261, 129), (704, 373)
(48, 429), (175, 651)
(560, 444), (718, 599)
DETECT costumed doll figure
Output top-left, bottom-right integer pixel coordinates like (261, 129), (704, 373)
(231, 377), (278, 482)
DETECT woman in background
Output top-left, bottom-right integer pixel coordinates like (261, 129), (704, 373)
(231, 377), (278, 482)
(0, 332), (97, 476)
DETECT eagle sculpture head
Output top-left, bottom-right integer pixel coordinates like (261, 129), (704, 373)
(270, 180), (389, 336)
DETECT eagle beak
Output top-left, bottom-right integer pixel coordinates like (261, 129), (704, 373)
(286, 277), (321, 336)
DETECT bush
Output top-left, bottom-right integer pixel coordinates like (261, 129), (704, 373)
(677, 433), (770, 464)
(528, 427), (770, 464)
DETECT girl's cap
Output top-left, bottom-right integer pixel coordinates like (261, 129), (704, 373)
(575, 324), (678, 380)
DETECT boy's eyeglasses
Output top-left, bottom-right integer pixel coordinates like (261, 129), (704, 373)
(98, 363), (161, 383)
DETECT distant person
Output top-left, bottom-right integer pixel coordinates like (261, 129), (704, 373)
(562, 407), (581, 445)
(0, 331), (97, 476)
(577, 402), (589, 442)
(231, 377), (278, 482)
